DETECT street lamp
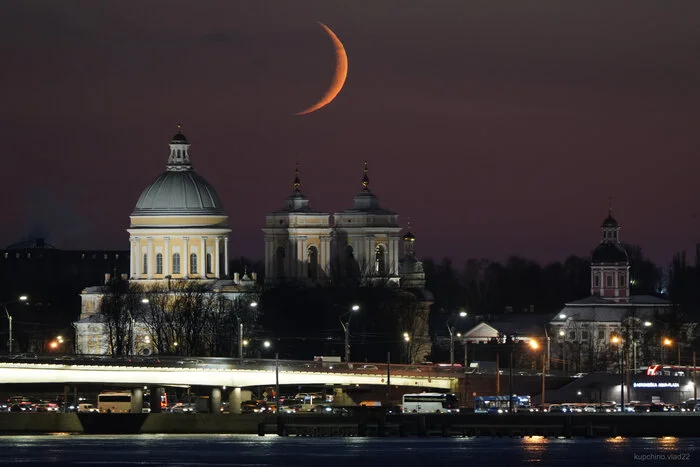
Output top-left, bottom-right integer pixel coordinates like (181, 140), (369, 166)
(339, 304), (360, 363)
(529, 339), (545, 405)
(611, 334), (624, 410)
(403, 332), (411, 364)
(662, 337), (679, 365)
(238, 301), (257, 360)
(447, 310), (467, 366)
(3, 295), (28, 353)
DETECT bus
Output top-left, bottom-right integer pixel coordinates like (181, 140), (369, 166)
(97, 392), (132, 413)
(97, 391), (168, 413)
(402, 393), (459, 414)
(474, 395), (532, 414)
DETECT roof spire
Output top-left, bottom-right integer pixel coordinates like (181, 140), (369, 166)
(407, 217), (411, 231)
(361, 160), (370, 192)
(608, 196), (612, 216)
(293, 162), (301, 193)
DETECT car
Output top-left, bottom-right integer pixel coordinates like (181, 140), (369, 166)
(572, 373), (588, 378)
(583, 405), (597, 413)
(358, 364), (379, 370)
(77, 403), (98, 413)
(35, 402), (60, 412)
(169, 403), (196, 413)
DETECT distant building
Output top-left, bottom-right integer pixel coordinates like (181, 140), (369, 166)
(262, 163), (433, 362)
(548, 208), (678, 373)
(0, 237), (128, 352)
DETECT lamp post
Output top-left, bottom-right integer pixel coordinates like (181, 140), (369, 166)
(530, 339), (545, 406)
(447, 310), (467, 366)
(403, 332), (411, 364)
(238, 301), (257, 360)
(3, 295), (28, 353)
(612, 334), (624, 410)
(339, 304), (360, 363)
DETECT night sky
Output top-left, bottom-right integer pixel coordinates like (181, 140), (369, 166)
(2, 1), (699, 266)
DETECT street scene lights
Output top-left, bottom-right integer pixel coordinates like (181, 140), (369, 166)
(662, 337), (679, 365)
(611, 334), (624, 409)
(529, 339), (545, 405)
(403, 332), (411, 363)
(339, 304), (360, 363)
(447, 310), (467, 366)
(238, 301), (258, 360)
(3, 295), (28, 353)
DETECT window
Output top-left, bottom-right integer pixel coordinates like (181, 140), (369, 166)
(206, 253), (212, 274)
(143, 254), (148, 274)
(172, 253), (181, 274)
(606, 275), (613, 287)
(594, 274), (600, 288)
(156, 253), (163, 274)
(598, 328), (605, 339)
(619, 274), (625, 287)
(307, 246), (319, 280)
(581, 331), (589, 341)
(568, 331), (576, 340)
(190, 253), (197, 274)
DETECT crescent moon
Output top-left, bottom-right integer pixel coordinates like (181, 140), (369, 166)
(296, 22), (348, 116)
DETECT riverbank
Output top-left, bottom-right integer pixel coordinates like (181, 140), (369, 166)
(1, 412), (699, 437)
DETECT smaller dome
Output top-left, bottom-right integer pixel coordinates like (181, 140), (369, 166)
(592, 243), (628, 263)
(403, 231), (415, 241)
(171, 132), (189, 144)
(601, 214), (618, 228)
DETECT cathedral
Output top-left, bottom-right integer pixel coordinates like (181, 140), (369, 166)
(548, 208), (673, 372)
(74, 128), (257, 355)
(74, 128), (431, 358)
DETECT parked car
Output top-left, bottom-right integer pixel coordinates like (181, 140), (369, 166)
(77, 403), (99, 413)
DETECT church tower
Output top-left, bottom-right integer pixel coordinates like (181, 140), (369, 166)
(262, 165), (332, 284)
(333, 162), (402, 285)
(398, 220), (426, 289)
(590, 204), (630, 301)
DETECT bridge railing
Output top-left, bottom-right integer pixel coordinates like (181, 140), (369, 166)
(0, 354), (463, 377)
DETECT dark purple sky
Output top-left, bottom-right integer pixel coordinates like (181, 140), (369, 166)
(1, 1), (699, 266)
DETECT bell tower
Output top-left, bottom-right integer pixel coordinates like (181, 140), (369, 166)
(590, 201), (630, 301)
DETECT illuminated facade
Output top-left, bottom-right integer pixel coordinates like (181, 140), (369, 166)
(263, 163), (402, 286)
(74, 128), (256, 355)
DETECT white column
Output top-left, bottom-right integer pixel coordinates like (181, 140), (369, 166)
(215, 236), (220, 278)
(297, 238), (304, 278)
(183, 237), (190, 278)
(134, 237), (141, 277)
(200, 236), (207, 279)
(224, 238), (229, 277)
(264, 238), (271, 279)
(164, 237), (170, 276)
(130, 238), (135, 278)
(147, 237), (153, 279)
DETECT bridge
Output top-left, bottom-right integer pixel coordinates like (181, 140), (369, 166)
(0, 357), (460, 413)
(0, 360), (456, 389)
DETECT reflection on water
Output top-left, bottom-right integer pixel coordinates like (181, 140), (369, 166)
(0, 435), (697, 466)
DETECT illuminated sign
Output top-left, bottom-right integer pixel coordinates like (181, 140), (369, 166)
(632, 382), (680, 389)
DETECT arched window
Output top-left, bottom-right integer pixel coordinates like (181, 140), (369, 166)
(190, 253), (198, 274)
(156, 253), (163, 274)
(142, 254), (148, 274)
(307, 246), (319, 280)
(594, 274), (600, 288)
(172, 253), (181, 274)
(276, 246), (285, 277)
(375, 245), (387, 274)
(206, 253), (212, 274)
(606, 275), (613, 288)
(619, 274), (625, 287)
